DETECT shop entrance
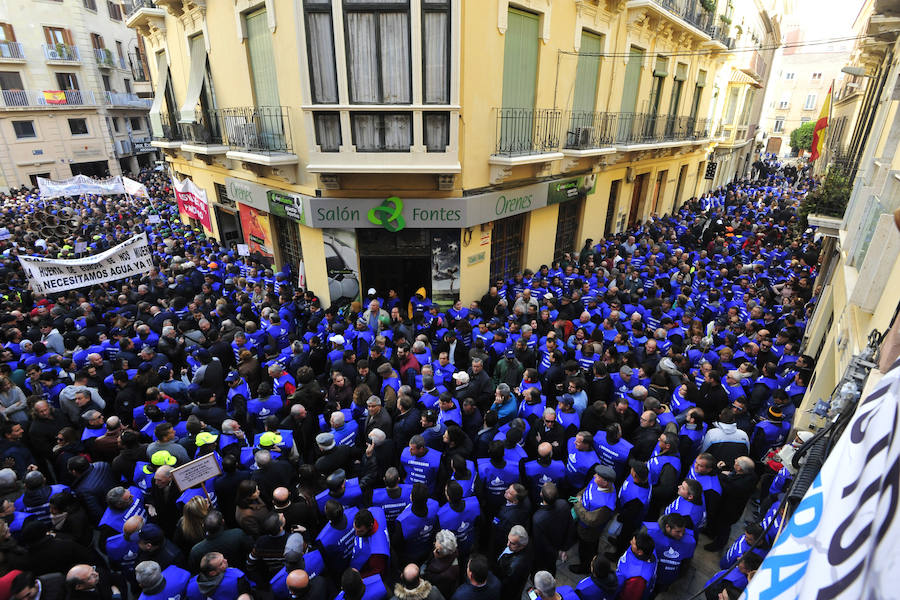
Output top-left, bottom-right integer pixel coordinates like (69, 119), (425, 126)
(215, 206), (242, 245)
(628, 172), (649, 225)
(70, 160), (111, 178)
(358, 228), (432, 305)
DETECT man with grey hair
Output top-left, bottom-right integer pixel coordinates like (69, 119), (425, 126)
(467, 357), (493, 409)
(365, 396), (392, 438)
(80, 409), (106, 441)
(491, 383), (516, 423)
(496, 525), (532, 600)
(99, 485), (146, 550)
(532, 571), (578, 600)
(706, 455), (759, 551)
(135, 558), (191, 598)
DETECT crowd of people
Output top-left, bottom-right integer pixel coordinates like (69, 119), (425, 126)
(0, 162), (821, 600)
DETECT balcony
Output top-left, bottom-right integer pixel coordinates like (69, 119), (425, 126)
(125, 0), (167, 35)
(0, 41), (26, 62)
(491, 108), (563, 157)
(95, 48), (115, 69)
(0, 89), (96, 108)
(563, 111), (618, 157)
(179, 108), (229, 155)
(151, 112), (183, 148)
(104, 91), (152, 108)
(612, 113), (712, 148)
(43, 44), (81, 64)
(706, 25), (734, 49)
(627, 0), (715, 41)
(220, 106), (298, 166)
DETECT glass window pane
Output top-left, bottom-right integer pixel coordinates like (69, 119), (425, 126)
(378, 12), (410, 103)
(351, 113), (379, 150)
(346, 13), (380, 103)
(314, 112), (341, 151)
(424, 112), (448, 152)
(423, 11), (448, 104)
(383, 113), (411, 150)
(306, 12), (339, 103)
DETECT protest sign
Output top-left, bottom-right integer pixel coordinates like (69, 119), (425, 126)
(172, 177), (212, 231)
(171, 453), (222, 494)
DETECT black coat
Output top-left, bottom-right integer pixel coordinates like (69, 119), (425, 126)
(531, 500), (573, 571)
(717, 470), (758, 525)
(495, 545), (533, 600)
(392, 408), (422, 450)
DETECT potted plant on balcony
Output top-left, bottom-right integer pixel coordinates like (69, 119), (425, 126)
(799, 168), (851, 229)
(719, 14), (732, 25)
(700, 0), (716, 12)
(54, 42), (68, 59)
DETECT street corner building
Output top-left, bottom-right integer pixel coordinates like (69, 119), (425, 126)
(128, 0), (782, 308)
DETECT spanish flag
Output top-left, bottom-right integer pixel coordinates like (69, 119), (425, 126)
(810, 84), (832, 161)
(43, 90), (66, 105)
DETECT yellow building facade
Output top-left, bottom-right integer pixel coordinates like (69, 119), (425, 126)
(127, 0), (741, 308)
(794, 0), (900, 431)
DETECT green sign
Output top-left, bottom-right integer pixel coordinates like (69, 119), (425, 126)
(367, 196), (406, 232)
(467, 251), (486, 266)
(547, 174), (598, 205)
(267, 190), (306, 225)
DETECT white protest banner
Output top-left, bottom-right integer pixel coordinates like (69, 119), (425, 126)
(236, 244), (250, 256)
(37, 174), (126, 199)
(17, 233), (153, 294)
(744, 358), (900, 600)
(123, 176), (150, 199)
(171, 453), (222, 493)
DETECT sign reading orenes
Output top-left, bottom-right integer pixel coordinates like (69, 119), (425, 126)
(171, 453), (222, 493)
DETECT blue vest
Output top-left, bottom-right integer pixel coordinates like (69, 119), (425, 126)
(581, 481), (616, 516)
(721, 535), (767, 570)
(575, 576), (615, 600)
(333, 575), (388, 600)
(350, 508), (390, 571)
(687, 466), (723, 496)
(270, 551), (325, 600)
(523, 459), (566, 500)
(450, 461), (477, 497)
(704, 567), (747, 591)
(316, 478), (364, 514)
(595, 438), (634, 479)
(253, 430), (294, 454)
(558, 586), (579, 600)
(436, 497), (480, 554)
(663, 496), (705, 530)
(396, 499), (439, 557)
(186, 568), (244, 600)
(617, 476), (651, 520)
(15, 484), (68, 522)
(476, 459), (519, 499)
(99, 487), (146, 532)
(139, 565), (191, 600)
(647, 454), (680, 486)
(332, 422), (359, 447)
(755, 420), (790, 450)
(615, 547), (657, 600)
(316, 506), (359, 568)
(401, 447), (441, 491)
(81, 426), (106, 441)
(644, 522), (696, 586)
(566, 439), (599, 488)
(371, 485), (412, 524)
(106, 532), (140, 571)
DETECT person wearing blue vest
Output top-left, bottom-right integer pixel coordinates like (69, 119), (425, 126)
(703, 552), (763, 599)
(643, 513), (696, 593)
(270, 533), (328, 600)
(394, 482), (439, 565)
(331, 411), (360, 448)
(14, 471), (68, 523)
(135, 560), (191, 600)
(370, 468), (413, 525)
(99, 486), (146, 550)
(594, 424), (634, 482)
(571, 465), (617, 574)
(349, 508), (390, 578)
(446, 454), (477, 498)
(522, 442), (566, 505)
(662, 479), (706, 530)
(566, 431), (600, 492)
(608, 461), (652, 562)
(437, 480), (480, 558)
(335, 568), (388, 600)
(574, 556), (618, 600)
(317, 501), (359, 579)
(687, 453), (723, 529)
(106, 514), (144, 578)
(531, 571), (580, 600)
(646, 432), (681, 519)
(475, 441), (519, 517)
(246, 382), (284, 432)
(720, 522), (768, 571)
(749, 407), (791, 461)
(614, 532), (657, 600)
(400, 435), (441, 493)
(316, 470), (364, 515)
(186, 551), (252, 600)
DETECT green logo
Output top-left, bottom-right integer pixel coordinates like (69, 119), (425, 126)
(367, 196), (406, 232)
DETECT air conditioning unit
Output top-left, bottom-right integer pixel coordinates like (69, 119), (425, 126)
(577, 127), (593, 147)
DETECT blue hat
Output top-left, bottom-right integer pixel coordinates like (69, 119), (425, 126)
(138, 523), (165, 544)
(193, 348), (210, 362)
(505, 349), (515, 358)
(225, 371), (240, 383)
(559, 393), (575, 406)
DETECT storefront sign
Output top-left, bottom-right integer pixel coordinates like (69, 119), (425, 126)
(268, 190), (306, 224)
(547, 174), (597, 205)
(225, 177), (270, 212)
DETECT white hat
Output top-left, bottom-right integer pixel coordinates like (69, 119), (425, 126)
(329, 335), (345, 345)
(367, 288), (377, 295)
(453, 371), (470, 384)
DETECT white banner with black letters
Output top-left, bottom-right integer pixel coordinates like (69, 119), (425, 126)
(17, 233), (153, 294)
(743, 358), (900, 600)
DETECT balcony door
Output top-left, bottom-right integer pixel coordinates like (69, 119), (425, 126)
(618, 46), (643, 142)
(500, 8), (539, 153)
(245, 8), (284, 150)
(569, 31), (602, 147)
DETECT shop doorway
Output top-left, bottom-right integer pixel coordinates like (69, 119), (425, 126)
(215, 206), (242, 245)
(604, 180), (621, 236)
(69, 160), (111, 178)
(628, 172), (648, 225)
(554, 198), (584, 261)
(358, 228), (432, 305)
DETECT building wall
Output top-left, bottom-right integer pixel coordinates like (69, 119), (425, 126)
(0, 0), (152, 188)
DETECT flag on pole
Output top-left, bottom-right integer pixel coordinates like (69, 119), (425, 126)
(810, 84), (832, 161)
(42, 90), (66, 105)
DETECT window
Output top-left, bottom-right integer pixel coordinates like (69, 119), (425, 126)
(688, 70), (706, 122)
(811, 72), (822, 80)
(778, 93), (789, 109)
(773, 117), (784, 133)
(90, 33), (104, 50)
(43, 27), (71, 46)
(111, 116), (120, 132)
(648, 56), (668, 116)
(116, 41), (124, 61)
(804, 94), (817, 110)
(246, 9), (279, 106)
(724, 87), (740, 124)
(0, 71), (23, 90)
(490, 213), (525, 283)
(68, 118), (88, 135)
(102, 74), (111, 92)
(801, 117), (811, 123)
(554, 198), (584, 261)
(351, 112), (412, 151)
(12, 120), (35, 139)
(107, 1), (122, 20)
(785, 72), (795, 80)
(130, 117), (143, 130)
(571, 31), (603, 117)
(274, 215), (304, 268)
(304, 0), (339, 104)
(56, 72), (79, 90)
(0, 22), (15, 42)
(314, 112), (341, 151)
(422, 0), (450, 104)
(344, 0), (411, 104)
(83, 0), (97, 10)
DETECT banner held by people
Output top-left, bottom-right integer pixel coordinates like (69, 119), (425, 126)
(16, 233), (153, 294)
(37, 174), (127, 199)
(172, 176), (212, 231)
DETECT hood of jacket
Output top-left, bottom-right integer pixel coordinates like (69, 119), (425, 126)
(393, 579), (434, 600)
(713, 421), (737, 435)
(196, 571), (225, 595)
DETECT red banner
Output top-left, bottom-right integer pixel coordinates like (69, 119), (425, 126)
(172, 177), (212, 231)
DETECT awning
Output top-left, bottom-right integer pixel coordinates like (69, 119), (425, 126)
(149, 51), (169, 137)
(178, 35), (207, 123)
(730, 68), (763, 88)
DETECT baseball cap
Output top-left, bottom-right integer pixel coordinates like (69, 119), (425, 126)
(505, 349), (515, 358)
(224, 371), (240, 383)
(138, 523), (165, 544)
(150, 450), (177, 467)
(195, 432), (219, 446)
(453, 371), (469, 384)
(259, 432), (283, 447)
(329, 335), (345, 345)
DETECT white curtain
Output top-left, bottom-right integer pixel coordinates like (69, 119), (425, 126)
(352, 114), (379, 150)
(346, 13), (379, 103)
(315, 113), (341, 151)
(379, 12), (410, 104)
(306, 12), (338, 103)
(423, 11), (448, 104)
(424, 112), (448, 152)
(383, 114), (411, 150)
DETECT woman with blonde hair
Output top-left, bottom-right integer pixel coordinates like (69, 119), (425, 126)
(173, 495), (210, 554)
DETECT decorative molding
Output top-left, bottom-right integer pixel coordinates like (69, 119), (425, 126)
(233, 0), (275, 39)
(499, 0), (552, 43)
(490, 164), (513, 185)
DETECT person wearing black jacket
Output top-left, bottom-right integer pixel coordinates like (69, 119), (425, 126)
(495, 525), (533, 600)
(588, 362), (614, 404)
(393, 395), (422, 451)
(705, 456), (759, 551)
(530, 482), (573, 576)
(491, 484), (531, 559)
